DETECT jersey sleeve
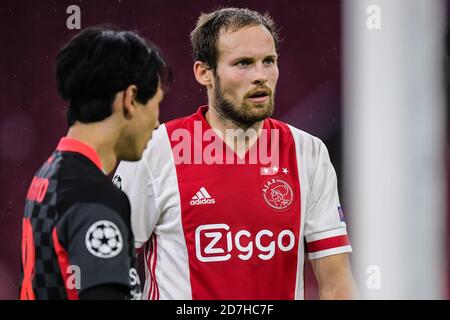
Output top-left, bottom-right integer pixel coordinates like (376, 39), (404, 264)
(54, 203), (132, 294)
(114, 141), (161, 249)
(303, 139), (352, 260)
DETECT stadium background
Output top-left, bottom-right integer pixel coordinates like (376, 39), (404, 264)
(0, 0), (448, 299)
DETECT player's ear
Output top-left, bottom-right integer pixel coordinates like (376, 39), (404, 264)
(193, 61), (213, 87)
(121, 84), (138, 120)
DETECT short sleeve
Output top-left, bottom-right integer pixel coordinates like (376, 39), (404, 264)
(304, 140), (352, 259)
(54, 203), (132, 294)
(114, 156), (160, 249)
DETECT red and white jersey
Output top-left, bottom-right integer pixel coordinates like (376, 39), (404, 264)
(115, 106), (352, 300)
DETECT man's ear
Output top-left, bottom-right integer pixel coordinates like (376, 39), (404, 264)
(121, 84), (138, 120)
(193, 61), (213, 87)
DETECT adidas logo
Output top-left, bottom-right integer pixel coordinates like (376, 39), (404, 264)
(190, 187), (216, 206)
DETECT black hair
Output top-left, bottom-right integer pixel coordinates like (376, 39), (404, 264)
(56, 26), (171, 126)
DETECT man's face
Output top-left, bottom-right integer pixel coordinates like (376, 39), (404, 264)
(212, 24), (279, 127)
(119, 84), (164, 161)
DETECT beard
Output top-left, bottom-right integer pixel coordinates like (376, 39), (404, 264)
(212, 74), (275, 128)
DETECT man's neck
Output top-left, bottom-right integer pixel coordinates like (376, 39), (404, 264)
(205, 105), (264, 157)
(66, 122), (120, 174)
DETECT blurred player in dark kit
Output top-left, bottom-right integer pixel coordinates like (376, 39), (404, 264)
(20, 26), (170, 299)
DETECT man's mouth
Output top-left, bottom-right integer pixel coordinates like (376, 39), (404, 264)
(247, 90), (270, 103)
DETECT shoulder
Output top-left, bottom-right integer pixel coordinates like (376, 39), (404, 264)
(132, 122), (177, 172)
(164, 112), (197, 131)
(267, 118), (326, 155)
(54, 178), (132, 250)
(57, 160), (130, 223)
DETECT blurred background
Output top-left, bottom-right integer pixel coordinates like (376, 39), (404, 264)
(0, 0), (448, 299)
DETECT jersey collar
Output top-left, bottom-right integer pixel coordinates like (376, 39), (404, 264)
(56, 137), (103, 171)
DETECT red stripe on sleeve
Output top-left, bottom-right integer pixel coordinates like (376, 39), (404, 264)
(145, 239), (155, 300)
(152, 236), (159, 300)
(52, 228), (79, 300)
(20, 218), (36, 300)
(306, 235), (350, 253)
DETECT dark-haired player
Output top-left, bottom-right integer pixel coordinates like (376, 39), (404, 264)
(20, 27), (170, 299)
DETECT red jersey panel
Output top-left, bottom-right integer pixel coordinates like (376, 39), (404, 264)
(165, 107), (300, 299)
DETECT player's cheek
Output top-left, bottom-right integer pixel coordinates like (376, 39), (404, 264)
(270, 67), (279, 85)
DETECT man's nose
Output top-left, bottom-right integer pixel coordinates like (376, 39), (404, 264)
(251, 63), (268, 85)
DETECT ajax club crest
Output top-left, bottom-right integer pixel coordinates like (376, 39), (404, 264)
(262, 177), (294, 210)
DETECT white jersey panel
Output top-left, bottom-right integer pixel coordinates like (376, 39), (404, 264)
(115, 124), (192, 299)
(288, 124), (352, 298)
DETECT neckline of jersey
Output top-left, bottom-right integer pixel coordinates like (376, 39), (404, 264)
(195, 105), (270, 161)
(56, 137), (103, 171)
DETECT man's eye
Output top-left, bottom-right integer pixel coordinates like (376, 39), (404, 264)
(264, 58), (275, 65)
(236, 60), (251, 67)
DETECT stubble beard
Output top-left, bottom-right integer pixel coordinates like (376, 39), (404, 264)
(212, 74), (275, 129)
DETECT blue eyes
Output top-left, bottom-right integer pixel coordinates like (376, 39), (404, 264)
(235, 59), (276, 68)
(237, 61), (251, 67)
